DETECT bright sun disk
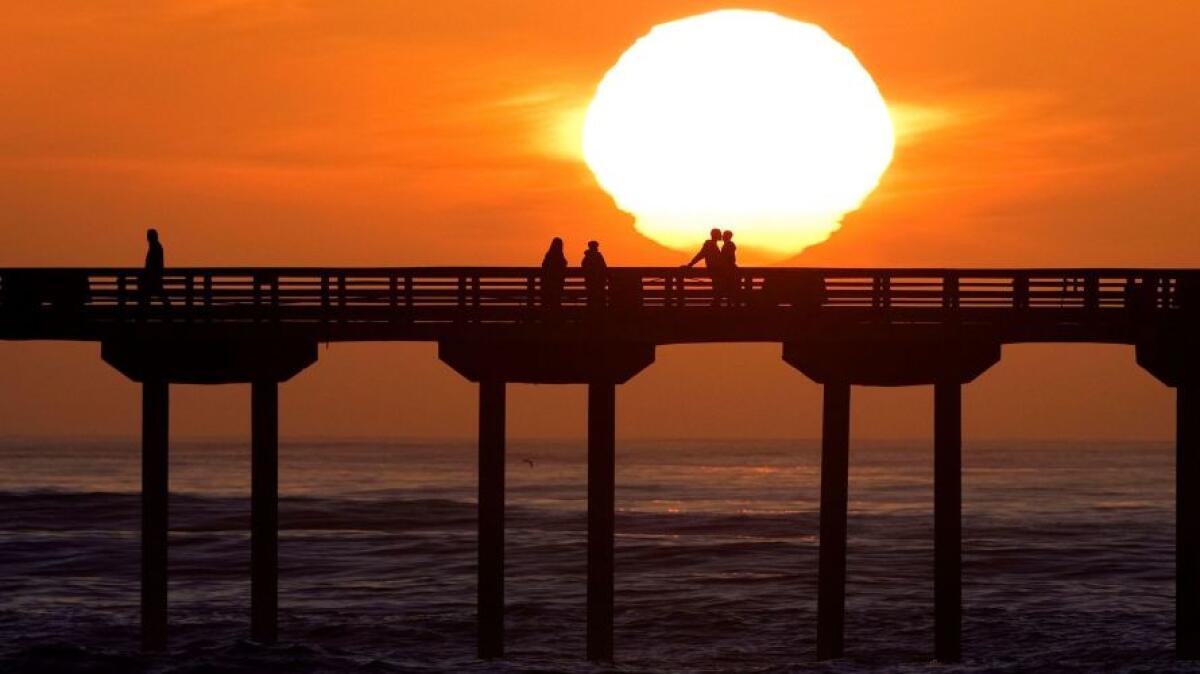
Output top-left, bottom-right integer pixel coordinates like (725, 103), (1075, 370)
(582, 10), (895, 260)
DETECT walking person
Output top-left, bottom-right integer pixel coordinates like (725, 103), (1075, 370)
(581, 240), (608, 310)
(541, 237), (567, 314)
(141, 228), (170, 308)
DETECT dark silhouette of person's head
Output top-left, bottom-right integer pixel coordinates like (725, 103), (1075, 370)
(543, 237), (567, 271)
(147, 229), (159, 244)
(709, 228), (721, 241)
(722, 230), (734, 242)
(588, 241), (599, 251)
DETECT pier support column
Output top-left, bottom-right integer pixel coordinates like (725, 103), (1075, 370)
(438, 339), (653, 663)
(104, 339), (317, 647)
(785, 337), (999, 662)
(587, 381), (616, 663)
(478, 380), (506, 659)
(1136, 336), (1200, 658)
(1180, 383), (1200, 659)
(141, 379), (169, 652)
(251, 380), (279, 644)
(934, 381), (963, 663)
(817, 381), (850, 660)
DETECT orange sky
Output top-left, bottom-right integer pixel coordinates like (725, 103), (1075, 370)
(1, 2), (1197, 441)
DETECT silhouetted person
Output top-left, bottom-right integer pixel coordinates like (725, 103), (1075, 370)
(685, 228), (723, 269)
(142, 228), (169, 308)
(581, 240), (608, 308)
(720, 230), (738, 306)
(685, 228), (724, 305)
(541, 237), (567, 312)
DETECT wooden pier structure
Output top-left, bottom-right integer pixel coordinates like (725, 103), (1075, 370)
(1, 266), (1197, 662)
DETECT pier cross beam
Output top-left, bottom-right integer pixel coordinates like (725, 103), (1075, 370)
(1137, 332), (1200, 659)
(784, 336), (1000, 662)
(101, 338), (317, 648)
(439, 338), (654, 662)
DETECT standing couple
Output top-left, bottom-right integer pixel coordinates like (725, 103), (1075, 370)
(684, 228), (738, 305)
(540, 237), (608, 311)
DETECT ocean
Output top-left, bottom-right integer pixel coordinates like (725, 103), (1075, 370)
(0, 437), (1193, 673)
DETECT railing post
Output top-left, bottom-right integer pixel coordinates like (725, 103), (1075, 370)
(320, 274), (330, 328)
(337, 274), (347, 318)
(253, 274), (262, 321)
(118, 274), (129, 317)
(184, 276), (194, 321)
(478, 380), (506, 659)
(251, 380), (279, 644)
(1085, 274), (1100, 312)
(943, 274), (960, 311)
(1014, 274), (1029, 310)
(934, 381), (963, 662)
(818, 381), (850, 660)
(388, 274), (399, 319)
(458, 276), (467, 323)
(141, 379), (169, 652)
(472, 275), (482, 324)
(200, 274), (212, 321)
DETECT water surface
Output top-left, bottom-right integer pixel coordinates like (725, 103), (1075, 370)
(0, 438), (1191, 672)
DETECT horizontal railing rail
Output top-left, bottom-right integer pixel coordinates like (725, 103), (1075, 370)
(0, 268), (1196, 328)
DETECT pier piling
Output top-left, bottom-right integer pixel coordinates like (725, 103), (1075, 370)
(478, 380), (506, 659)
(786, 337), (997, 661)
(1135, 335), (1200, 659)
(587, 381), (616, 663)
(817, 381), (850, 660)
(438, 339), (652, 662)
(1180, 383), (1200, 658)
(251, 380), (279, 644)
(934, 381), (963, 662)
(101, 338), (316, 648)
(141, 379), (170, 652)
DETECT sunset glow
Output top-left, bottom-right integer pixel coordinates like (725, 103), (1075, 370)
(583, 10), (895, 259)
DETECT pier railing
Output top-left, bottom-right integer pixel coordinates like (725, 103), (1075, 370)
(0, 268), (1194, 325)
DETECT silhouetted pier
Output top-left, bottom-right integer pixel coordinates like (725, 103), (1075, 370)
(2, 266), (1197, 662)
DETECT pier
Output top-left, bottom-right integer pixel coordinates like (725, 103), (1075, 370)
(1, 266), (1197, 662)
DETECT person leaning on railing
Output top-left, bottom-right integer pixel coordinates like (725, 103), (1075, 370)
(683, 228), (724, 306)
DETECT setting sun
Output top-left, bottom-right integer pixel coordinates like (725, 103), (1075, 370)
(583, 10), (895, 259)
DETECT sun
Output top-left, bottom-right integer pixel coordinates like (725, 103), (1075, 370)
(582, 10), (894, 260)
